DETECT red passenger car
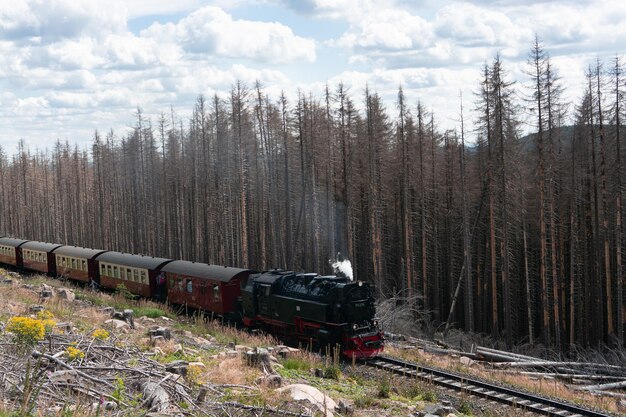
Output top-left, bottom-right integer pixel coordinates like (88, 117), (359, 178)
(162, 261), (252, 318)
(0, 237), (29, 267)
(95, 252), (172, 299)
(21, 241), (63, 274)
(54, 246), (108, 283)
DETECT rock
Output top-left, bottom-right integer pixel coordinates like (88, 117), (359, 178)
(160, 316), (172, 321)
(227, 341), (236, 349)
(422, 404), (451, 417)
(277, 384), (336, 417)
(617, 399), (626, 413)
(459, 356), (475, 367)
(104, 319), (130, 330)
(314, 368), (324, 378)
(189, 335), (213, 349)
(48, 370), (79, 384)
(29, 304), (45, 312)
(188, 362), (207, 369)
(335, 399), (354, 415)
(56, 288), (75, 302)
(235, 344), (251, 353)
(99, 307), (114, 314)
(139, 316), (156, 323)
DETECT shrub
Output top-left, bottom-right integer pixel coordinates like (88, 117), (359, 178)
(323, 365), (342, 380)
(458, 401), (472, 414)
(111, 378), (126, 404)
(377, 376), (391, 398)
(6, 317), (45, 349)
(115, 284), (135, 300)
(421, 389), (437, 402)
(36, 310), (56, 335)
(186, 364), (204, 387)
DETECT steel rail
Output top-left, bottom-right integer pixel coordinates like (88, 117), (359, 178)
(363, 356), (611, 417)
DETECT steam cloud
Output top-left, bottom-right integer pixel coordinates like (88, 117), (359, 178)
(331, 258), (353, 281)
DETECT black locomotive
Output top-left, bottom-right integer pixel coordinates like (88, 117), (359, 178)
(0, 236), (384, 358)
(241, 270), (383, 358)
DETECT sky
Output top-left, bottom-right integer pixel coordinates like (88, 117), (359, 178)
(1, 0), (625, 152)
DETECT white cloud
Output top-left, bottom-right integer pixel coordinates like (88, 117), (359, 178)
(123, 0), (201, 18)
(142, 6), (316, 63)
(0, 0), (127, 42)
(103, 33), (182, 69)
(434, 3), (525, 48)
(27, 38), (104, 70)
(13, 96), (49, 115)
(335, 8), (431, 50)
(0, 0), (623, 149)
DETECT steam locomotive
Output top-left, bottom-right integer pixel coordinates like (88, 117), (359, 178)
(242, 270), (383, 358)
(0, 237), (384, 359)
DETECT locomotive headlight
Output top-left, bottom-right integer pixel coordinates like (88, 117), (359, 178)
(373, 319), (379, 327)
(352, 323), (358, 330)
(358, 281), (363, 287)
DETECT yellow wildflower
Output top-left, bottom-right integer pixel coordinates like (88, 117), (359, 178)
(65, 346), (85, 361)
(92, 328), (110, 340)
(6, 316), (45, 348)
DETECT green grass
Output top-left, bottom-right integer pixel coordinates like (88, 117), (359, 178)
(283, 357), (313, 371)
(132, 306), (169, 318)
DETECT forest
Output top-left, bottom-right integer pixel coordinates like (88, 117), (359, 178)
(0, 40), (624, 351)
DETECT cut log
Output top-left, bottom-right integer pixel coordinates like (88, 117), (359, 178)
(577, 380), (626, 391)
(492, 360), (626, 372)
(140, 381), (171, 413)
(475, 346), (540, 363)
(498, 370), (625, 382)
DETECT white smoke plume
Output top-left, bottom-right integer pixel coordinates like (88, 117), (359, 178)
(331, 254), (353, 281)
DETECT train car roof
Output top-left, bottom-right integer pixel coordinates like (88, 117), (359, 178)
(53, 246), (108, 259)
(0, 237), (30, 247)
(95, 251), (173, 270)
(162, 260), (252, 283)
(21, 241), (64, 252)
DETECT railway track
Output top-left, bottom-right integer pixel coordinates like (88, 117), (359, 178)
(363, 356), (611, 417)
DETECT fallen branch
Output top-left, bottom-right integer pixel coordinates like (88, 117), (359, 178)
(32, 350), (116, 390)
